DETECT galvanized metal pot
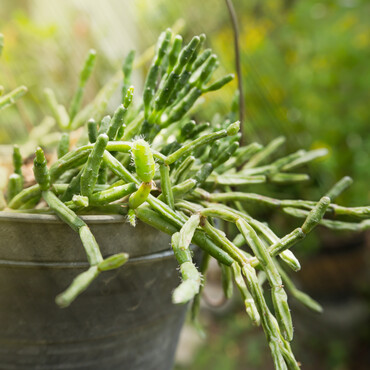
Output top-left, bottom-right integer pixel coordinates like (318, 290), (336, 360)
(0, 212), (186, 370)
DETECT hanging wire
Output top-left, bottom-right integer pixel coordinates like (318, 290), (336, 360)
(224, 0), (246, 145)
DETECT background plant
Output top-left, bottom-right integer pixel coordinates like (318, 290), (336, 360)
(0, 0), (140, 146)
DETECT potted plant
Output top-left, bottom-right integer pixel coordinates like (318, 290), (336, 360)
(0, 29), (369, 370)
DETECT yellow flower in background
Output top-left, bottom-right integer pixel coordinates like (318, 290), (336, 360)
(241, 20), (269, 53)
(269, 85), (284, 104)
(334, 13), (357, 32)
(285, 50), (297, 65)
(213, 27), (233, 62)
(354, 31), (369, 49)
(312, 56), (328, 70)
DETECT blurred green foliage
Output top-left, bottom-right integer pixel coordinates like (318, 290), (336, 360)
(175, 311), (273, 370)
(175, 303), (369, 370)
(0, 2), (119, 147)
(138, 0), (370, 205)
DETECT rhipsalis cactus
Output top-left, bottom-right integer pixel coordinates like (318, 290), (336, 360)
(2, 31), (369, 369)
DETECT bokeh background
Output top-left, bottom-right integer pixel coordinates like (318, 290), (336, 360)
(1, 0), (369, 369)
